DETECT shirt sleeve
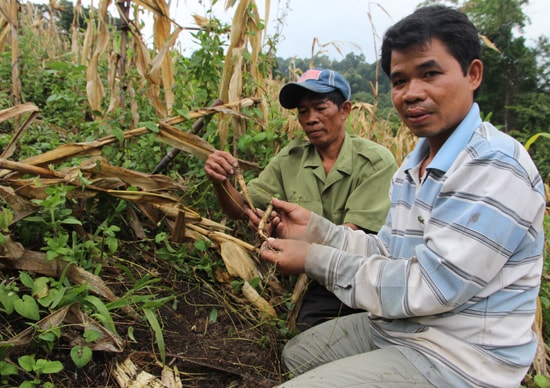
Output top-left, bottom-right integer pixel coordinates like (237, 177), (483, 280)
(343, 150), (397, 232)
(304, 149), (545, 319)
(247, 153), (286, 209)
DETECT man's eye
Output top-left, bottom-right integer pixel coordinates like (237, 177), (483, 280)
(392, 79), (405, 87)
(424, 71), (439, 78)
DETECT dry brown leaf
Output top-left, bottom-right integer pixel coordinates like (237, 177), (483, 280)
(156, 121), (258, 171)
(0, 303), (124, 356)
(218, 239), (261, 281)
(0, 16), (9, 51)
(157, 122), (215, 160)
(131, 0), (169, 18)
(192, 14), (208, 28)
(125, 205), (148, 239)
(0, 103), (38, 123)
(0, 235), (140, 320)
(480, 33), (500, 53)
(84, 0), (109, 113)
(131, 31), (152, 80)
(86, 52), (105, 112)
(170, 201), (186, 244)
(241, 280), (277, 318)
(16, 128), (149, 170)
(77, 156), (183, 192)
(0, 111), (39, 159)
(114, 358), (165, 388)
(0, 157), (64, 178)
(0, 185), (38, 223)
(104, 189), (180, 204)
(161, 365), (183, 388)
(106, 51), (122, 113)
(209, 230), (258, 253)
(287, 273), (309, 331)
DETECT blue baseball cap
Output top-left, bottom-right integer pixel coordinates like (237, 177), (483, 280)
(279, 68), (351, 109)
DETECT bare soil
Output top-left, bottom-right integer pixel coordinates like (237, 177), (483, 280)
(2, 238), (287, 388)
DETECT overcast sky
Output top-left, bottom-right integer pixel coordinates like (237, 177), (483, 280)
(170, 0), (549, 62)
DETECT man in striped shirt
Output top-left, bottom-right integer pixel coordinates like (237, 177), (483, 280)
(260, 5), (545, 387)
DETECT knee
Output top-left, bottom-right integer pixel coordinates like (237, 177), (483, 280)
(282, 334), (312, 376)
(281, 337), (297, 371)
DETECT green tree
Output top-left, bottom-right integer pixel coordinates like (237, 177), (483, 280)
(464, 0), (539, 131)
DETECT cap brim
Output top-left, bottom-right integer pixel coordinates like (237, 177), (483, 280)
(279, 83), (336, 109)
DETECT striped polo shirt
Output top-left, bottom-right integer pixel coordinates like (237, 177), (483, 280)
(305, 103), (546, 387)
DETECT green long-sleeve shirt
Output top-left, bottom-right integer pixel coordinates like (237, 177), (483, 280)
(247, 133), (397, 232)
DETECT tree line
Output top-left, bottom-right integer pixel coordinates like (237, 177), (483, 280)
(18, 0), (550, 180)
(274, 0), (549, 178)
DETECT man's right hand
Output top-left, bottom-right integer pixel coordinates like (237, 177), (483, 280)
(204, 150), (239, 183)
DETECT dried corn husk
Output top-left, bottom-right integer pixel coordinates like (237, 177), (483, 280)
(114, 358), (165, 388)
(241, 280), (277, 318)
(218, 239), (261, 281)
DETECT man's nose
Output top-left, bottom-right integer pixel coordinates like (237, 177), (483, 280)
(302, 110), (318, 124)
(403, 79), (426, 102)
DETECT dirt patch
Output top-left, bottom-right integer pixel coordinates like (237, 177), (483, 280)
(1, 237), (288, 387)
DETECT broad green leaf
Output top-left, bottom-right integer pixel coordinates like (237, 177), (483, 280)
(70, 346), (92, 368)
(14, 295), (40, 321)
(60, 217), (82, 225)
(1, 291), (19, 314)
(35, 359), (63, 374)
(83, 329), (101, 343)
(0, 360), (18, 376)
(18, 355), (35, 372)
(209, 308), (218, 323)
(112, 126), (125, 143)
(533, 374), (549, 388)
(19, 272), (34, 288)
(140, 121), (159, 133)
(32, 277), (50, 299)
(38, 328), (60, 343)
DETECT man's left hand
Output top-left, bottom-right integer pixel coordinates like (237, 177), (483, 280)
(260, 238), (310, 275)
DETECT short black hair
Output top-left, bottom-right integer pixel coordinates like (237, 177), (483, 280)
(381, 5), (482, 78)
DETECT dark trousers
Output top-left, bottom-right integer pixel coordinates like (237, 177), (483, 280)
(295, 280), (363, 332)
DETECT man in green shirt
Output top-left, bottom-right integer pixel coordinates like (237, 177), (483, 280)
(204, 68), (397, 330)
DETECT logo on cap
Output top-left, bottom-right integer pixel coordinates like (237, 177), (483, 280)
(298, 69), (322, 82)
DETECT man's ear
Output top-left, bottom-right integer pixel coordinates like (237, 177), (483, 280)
(341, 100), (352, 116)
(468, 59), (483, 91)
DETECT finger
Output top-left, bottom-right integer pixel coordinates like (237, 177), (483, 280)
(260, 242), (277, 264)
(210, 152), (238, 175)
(271, 197), (291, 211)
(265, 237), (284, 251)
(247, 218), (259, 231)
(244, 208), (261, 226)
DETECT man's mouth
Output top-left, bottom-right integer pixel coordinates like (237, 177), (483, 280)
(405, 109), (431, 125)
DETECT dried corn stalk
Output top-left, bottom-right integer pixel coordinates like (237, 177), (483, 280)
(217, 0), (266, 149)
(241, 280), (277, 318)
(85, 0), (109, 114)
(0, 302), (123, 355)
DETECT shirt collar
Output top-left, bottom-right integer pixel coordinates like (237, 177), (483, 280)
(303, 132), (353, 175)
(404, 103), (482, 173)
